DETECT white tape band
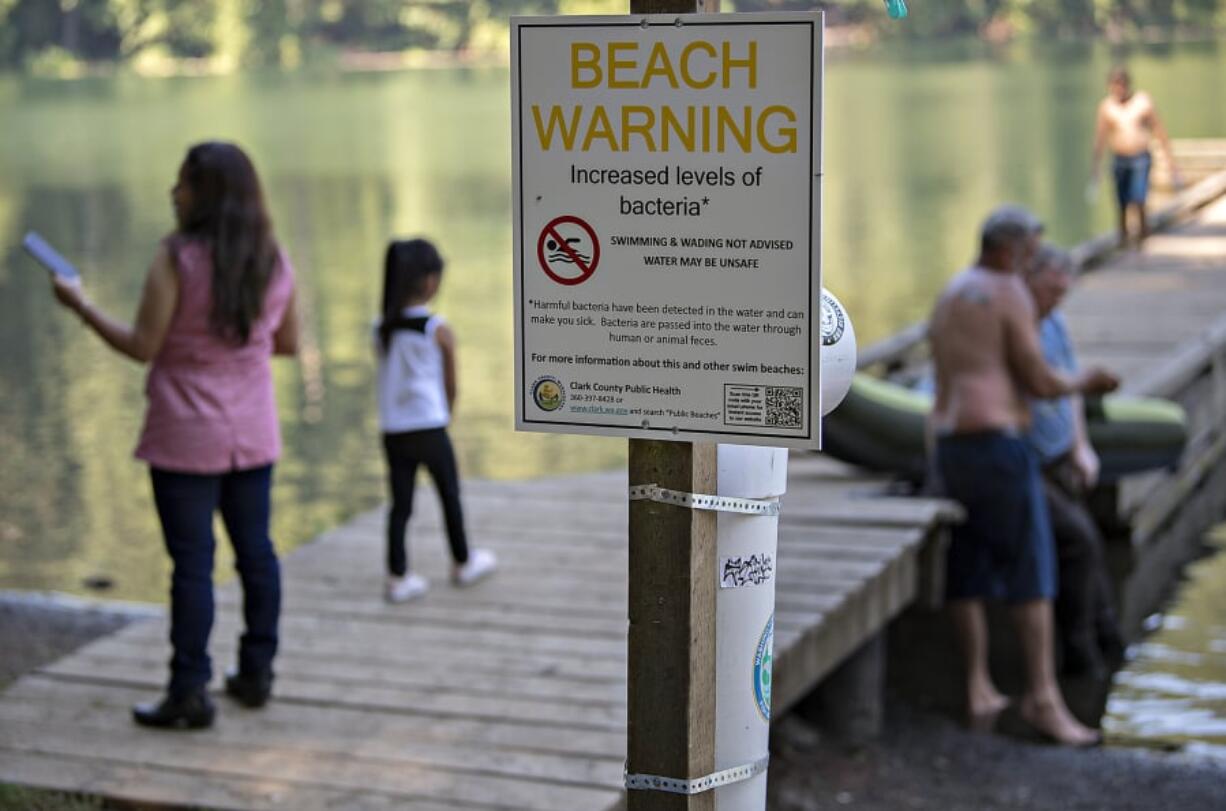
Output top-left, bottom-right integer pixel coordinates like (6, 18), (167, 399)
(629, 484), (780, 516)
(625, 755), (770, 795)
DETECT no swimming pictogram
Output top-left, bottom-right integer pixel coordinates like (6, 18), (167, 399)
(537, 215), (600, 286)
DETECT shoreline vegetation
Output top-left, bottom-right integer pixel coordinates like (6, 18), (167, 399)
(11, 25), (1225, 81)
(3, 0), (1223, 81)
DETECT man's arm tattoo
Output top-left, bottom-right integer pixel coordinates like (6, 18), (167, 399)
(957, 288), (992, 306)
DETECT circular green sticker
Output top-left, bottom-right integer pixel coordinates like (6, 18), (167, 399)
(753, 614), (774, 721)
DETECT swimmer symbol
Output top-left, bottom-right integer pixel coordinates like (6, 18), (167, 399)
(537, 215), (600, 286)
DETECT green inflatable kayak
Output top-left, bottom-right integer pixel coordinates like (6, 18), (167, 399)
(822, 374), (1187, 484)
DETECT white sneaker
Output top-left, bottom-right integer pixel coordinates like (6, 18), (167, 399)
(453, 549), (498, 587)
(385, 572), (429, 604)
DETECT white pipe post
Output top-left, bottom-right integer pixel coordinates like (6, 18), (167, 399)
(713, 444), (788, 809)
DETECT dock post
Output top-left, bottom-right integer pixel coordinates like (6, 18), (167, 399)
(796, 634), (886, 747)
(628, 438), (719, 811)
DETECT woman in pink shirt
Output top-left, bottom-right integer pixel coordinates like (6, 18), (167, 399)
(51, 142), (298, 729)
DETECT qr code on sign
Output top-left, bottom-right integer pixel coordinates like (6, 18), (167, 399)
(766, 386), (804, 428)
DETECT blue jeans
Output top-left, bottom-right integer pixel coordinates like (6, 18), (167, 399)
(150, 465), (280, 696)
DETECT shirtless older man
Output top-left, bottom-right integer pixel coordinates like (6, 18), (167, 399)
(1091, 66), (1179, 246)
(929, 205), (1118, 746)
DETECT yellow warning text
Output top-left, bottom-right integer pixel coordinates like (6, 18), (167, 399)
(530, 39), (799, 155)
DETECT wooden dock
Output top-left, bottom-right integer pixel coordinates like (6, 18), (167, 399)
(0, 455), (956, 810)
(1065, 190), (1226, 636)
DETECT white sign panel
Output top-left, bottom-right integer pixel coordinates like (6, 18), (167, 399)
(512, 12), (823, 448)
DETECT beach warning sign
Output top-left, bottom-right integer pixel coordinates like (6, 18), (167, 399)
(511, 11), (824, 448)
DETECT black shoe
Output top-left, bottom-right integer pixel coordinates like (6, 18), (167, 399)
(132, 690), (215, 729)
(225, 667), (273, 708)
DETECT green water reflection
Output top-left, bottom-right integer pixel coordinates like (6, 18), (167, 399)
(1105, 525), (1226, 759)
(1, 40), (1224, 600)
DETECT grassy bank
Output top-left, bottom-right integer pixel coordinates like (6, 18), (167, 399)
(0, 786), (103, 811)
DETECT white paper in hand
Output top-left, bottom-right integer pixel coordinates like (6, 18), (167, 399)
(1084, 178), (1100, 205)
(22, 232), (81, 281)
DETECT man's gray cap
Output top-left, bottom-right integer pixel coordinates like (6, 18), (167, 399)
(980, 203), (1039, 254)
(982, 204), (1044, 238)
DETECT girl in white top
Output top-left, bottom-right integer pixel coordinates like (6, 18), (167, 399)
(375, 239), (496, 603)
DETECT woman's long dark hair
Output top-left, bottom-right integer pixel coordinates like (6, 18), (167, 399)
(177, 142), (277, 345)
(378, 239), (444, 353)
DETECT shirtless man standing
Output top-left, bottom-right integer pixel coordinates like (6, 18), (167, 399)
(1091, 66), (1179, 246)
(929, 205), (1118, 746)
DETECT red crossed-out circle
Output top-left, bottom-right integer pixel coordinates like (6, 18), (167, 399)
(537, 215), (600, 286)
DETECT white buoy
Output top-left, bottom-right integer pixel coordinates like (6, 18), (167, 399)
(820, 288), (857, 416)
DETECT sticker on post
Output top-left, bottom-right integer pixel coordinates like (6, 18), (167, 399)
(724, 384), (804, 428)
(720, 553), (775, 589)
(821, 290), (845, 345)
(754, 614), (774, 721)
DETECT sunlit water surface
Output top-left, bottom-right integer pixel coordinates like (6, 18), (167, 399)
(1105, 525), (1226, 760)
(1, 39), (1224, 602)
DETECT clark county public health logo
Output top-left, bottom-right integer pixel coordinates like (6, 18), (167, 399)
(753, 614), (774, 722)
(531, 376), (565, 412)
(821, 291), (845, 347)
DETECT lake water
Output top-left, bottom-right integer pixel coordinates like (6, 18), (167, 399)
(1, 39), (1224, 602)
(1104, 525), (1226, 759)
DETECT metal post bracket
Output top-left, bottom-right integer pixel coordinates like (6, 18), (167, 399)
(625, 755), (770, 795)
(629, 484), (780, 516)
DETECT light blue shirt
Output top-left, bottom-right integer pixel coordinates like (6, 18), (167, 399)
(1026, 311), (1078, 465)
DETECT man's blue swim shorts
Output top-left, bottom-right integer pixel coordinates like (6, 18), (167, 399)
(936, 430), (1057, 603)
(1113, 151), (1152, 208)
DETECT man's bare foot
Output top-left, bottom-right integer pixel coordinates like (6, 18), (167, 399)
(967, 685), (1010, 731)
(1019, 694), (1101, 747)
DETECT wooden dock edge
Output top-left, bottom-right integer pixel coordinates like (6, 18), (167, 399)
(771, 524), (946, 716)
(1117, 432), (1226, 637)
(1115, 308), (1226, 637)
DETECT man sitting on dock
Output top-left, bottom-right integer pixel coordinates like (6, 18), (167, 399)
(1023, 245), (1125, 678)
(929, 205), (1118, 746)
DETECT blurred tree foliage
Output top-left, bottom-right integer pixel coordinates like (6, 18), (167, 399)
(0, 0), (1221, 70)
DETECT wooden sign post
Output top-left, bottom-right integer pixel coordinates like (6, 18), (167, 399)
(628, 438), (718, 811)
(625, 5), (721, 811)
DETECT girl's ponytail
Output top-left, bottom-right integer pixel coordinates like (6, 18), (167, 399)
(378, 239), (445, 352)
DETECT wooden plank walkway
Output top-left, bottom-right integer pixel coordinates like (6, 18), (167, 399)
(0, 453), (955, 810)
(1064, 192), (1226, 519)
(1066, 196), (1226, 388)
(1061, 192), (1226, 635)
